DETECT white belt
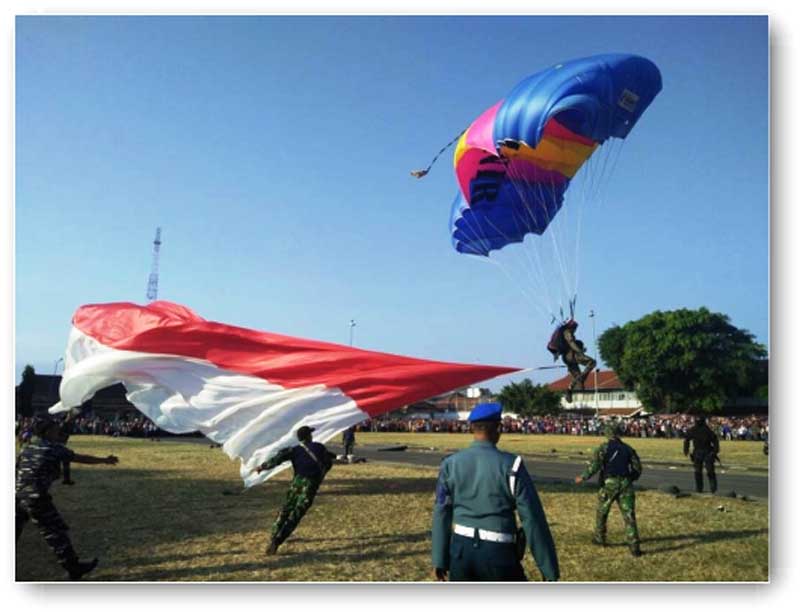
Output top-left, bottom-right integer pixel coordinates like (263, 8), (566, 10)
(453, 523), (515, 544)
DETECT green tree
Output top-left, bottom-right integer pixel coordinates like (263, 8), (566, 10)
(597, 308), (766, 414)
(497, 378), (562, 418)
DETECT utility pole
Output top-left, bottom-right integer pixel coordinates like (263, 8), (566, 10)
(589, 309), (599, 416)
(146, 227), (162, 302)
(349, 319), (356, 346)
(53, 357), (63, 375)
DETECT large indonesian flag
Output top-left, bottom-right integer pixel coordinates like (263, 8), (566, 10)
(49, 301), (519, 487)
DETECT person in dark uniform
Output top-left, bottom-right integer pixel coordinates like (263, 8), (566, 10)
(16, 416), (119, 580)
(575, 421), (643, 556)
(683, 415), (721, 493)
(60, 414), (76, 485)
(342, 426), (356, 460)
(547, 319), (596, 403)
(255, 425), (336, 555)
(431, 403), (559, 582)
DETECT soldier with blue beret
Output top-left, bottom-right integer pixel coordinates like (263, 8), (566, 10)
(431, 403), (560, 581)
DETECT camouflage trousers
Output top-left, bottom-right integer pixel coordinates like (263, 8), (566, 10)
(16, 491), (78, 565)
(594, 477), (640, 548)
(271, 475), (320, 546)
(564, 351), (596, 391)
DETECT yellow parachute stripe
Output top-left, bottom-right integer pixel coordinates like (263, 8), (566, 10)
(499, 136), (598, 178)
(453, 130), (470, 167)
(456, 132), (597, 178)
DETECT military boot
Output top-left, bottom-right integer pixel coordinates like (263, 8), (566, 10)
(630, 545), (642, 557)
(265, 540), (279, 556)
(62, 557), (99, 580)
(694, 472), (704, 493)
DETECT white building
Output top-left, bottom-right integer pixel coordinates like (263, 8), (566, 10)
(547, 370), (643, 416)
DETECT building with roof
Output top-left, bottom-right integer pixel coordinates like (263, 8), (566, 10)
(15, 374), (139, 418)
(547, 370), (643, 416)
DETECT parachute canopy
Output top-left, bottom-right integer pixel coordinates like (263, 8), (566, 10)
(451, 54), (662, 257)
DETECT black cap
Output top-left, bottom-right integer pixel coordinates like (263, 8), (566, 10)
(296, 426), (315, 440)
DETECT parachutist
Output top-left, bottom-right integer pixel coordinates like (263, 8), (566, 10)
(546, 319), (596, 402)
(411, 169), (429, 178)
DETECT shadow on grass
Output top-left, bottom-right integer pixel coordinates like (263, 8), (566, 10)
(109, 544), (427, 581)
(633, 528), (769, 554)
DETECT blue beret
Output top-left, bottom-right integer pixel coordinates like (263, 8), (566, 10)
(468, 402), (503, 423)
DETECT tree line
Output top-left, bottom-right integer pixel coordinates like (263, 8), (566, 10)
(497, 307), (767, 417)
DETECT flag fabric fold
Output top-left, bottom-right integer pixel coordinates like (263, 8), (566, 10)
(49, 301), (519, 487)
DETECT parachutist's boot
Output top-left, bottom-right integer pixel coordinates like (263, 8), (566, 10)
(709, 476), (718, 494)
(565, 388), (573, 403)
(630, 545), (642, 558)
(62, 556), (99, 580)
(266, 540), (279, 556)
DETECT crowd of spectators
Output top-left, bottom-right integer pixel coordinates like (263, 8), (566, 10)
(359, 413), (768, 441)
(16, 413), (164, 441)
(16, 411), (768, 443)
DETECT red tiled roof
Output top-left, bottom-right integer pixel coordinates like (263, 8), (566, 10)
(547, 369), (625, 392)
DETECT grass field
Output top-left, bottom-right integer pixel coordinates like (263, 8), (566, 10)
(357, 432), (768, 470)
(15, 436), (769, 582)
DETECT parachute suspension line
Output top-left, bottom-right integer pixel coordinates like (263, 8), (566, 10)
(503, 189), (559, 317)
(411, 128), (467, 179)
(457, 180), (557, 320)
(503, 164), (559, 318)
(486, 258), (554, 320)
(472, 207), (556, 319)
(506, 162), (570, 321)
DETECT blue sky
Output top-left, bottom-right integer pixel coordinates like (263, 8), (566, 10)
(15, 15), (768, 389)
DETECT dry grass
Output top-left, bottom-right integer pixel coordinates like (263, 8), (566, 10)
(16, 436), (768, 582)
(358, 432), (768, 470)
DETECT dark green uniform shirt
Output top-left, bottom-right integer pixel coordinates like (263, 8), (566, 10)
(432, 440), (559, 581)
(580, 438), (642, 481)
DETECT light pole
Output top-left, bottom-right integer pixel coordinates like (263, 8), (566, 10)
(349, 319), (356, 347)
(53, 357), (64, 375)
(589, 310), (599, 416)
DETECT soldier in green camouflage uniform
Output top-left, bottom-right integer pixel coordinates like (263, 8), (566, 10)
(16, 417), (119, 580)
(255, 426), (336, 555)
(575, 421), (643, 557)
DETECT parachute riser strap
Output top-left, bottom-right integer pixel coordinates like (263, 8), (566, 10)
(411, 128), (467, 178)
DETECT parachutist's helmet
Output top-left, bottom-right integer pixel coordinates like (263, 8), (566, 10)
(564, 319), (578, 330)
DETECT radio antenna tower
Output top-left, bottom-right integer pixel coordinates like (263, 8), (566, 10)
(146, 227), (162, 302)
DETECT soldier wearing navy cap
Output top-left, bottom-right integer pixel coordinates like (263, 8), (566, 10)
(431, 403), (559, 581)
(255, 425), (336, 555)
